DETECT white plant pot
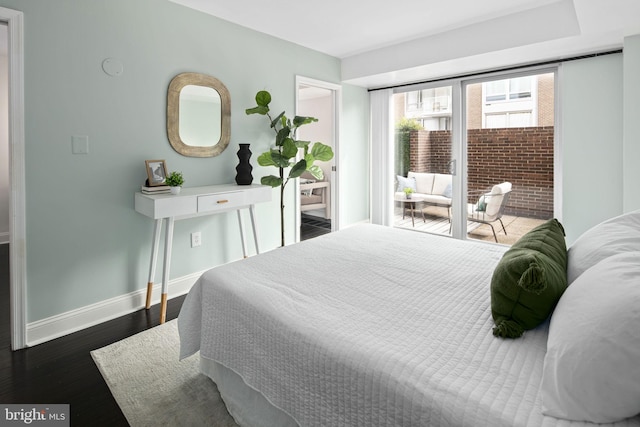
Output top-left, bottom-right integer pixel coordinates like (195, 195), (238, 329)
(170, 186), (181, 195)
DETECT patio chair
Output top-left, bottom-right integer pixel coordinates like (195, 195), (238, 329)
(467, 182), (512, 243)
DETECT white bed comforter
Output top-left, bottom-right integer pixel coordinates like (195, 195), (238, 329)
(179, 224), (640, 427)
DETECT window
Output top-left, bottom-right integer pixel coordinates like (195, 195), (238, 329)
(402, 87), (452, 130)
(482, 75), (539, 128)
(485, 77), (532, 103)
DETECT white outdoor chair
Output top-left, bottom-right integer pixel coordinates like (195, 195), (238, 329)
(467, 182), (512, 243)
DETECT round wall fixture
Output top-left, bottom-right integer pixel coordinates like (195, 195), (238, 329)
(102, 58), (123, 77)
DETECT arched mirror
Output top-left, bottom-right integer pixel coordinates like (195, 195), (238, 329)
(167, 72), (231, 157)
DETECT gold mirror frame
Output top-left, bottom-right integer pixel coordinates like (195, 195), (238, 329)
(167, 72), (231, 157)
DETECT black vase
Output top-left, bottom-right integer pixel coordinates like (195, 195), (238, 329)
(235, 144), (253, 185)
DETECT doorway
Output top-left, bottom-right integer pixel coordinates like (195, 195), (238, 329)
(1, 6), (25, 350)
(294, 76), (341, 242)
(389, 68), (556, 245)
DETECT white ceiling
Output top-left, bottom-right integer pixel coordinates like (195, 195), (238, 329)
(173, 0), (575, 58)
(171, 0), (640, 88)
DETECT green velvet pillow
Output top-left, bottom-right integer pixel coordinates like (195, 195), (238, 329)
(490, 219), (568, 338)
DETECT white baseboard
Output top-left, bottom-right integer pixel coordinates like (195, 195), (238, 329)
(0, 232), (9, 244)
(25, 270), (206, 347)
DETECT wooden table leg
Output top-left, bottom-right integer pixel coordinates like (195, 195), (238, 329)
(410, 201), (415, 226)
(160, 217), (175, 324)
(237, 210), (248, 258)
(249, 205), (260, 255)
(146, 219), (163, 309)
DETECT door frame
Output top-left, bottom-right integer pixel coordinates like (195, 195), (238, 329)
(1, 6), (26, 350)
(294, 76), (341, 241)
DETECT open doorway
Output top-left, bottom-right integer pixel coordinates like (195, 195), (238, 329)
(295, 77), (341, 242)
(1, 6), (25, 350)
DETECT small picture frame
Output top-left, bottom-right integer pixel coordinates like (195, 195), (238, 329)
(145, 159), (168, 186)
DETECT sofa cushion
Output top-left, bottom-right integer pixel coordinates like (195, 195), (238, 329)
(301, 194), (323, 205)
(490, 218), (568, 338)
(420, 194), (452, 206)
(484, 182), (511, 217)
(442, 183), (452, 199)
(431, 173), (452, 196)
(408, 172), (434, 195)
(396, 175), (416, 193)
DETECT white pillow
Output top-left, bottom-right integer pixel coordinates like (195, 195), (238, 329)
(396, 175), (416, 193)
(540, 252), (640, 423)
(567, 209), (640, 284)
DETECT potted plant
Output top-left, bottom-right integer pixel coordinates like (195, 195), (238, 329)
(246, 90), (334, 247)
(165, 171), (184, 195)
(403, 187), (414, 199)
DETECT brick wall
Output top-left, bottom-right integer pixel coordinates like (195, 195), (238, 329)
(537, 74), (555, 127)
(408, 126), (554, 219)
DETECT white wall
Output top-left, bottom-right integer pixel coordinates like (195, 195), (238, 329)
(623, 34), (640, 212)
(560, 37), (640, 244)
(0, 0), (370, 341)
(561, 53), (624, 244)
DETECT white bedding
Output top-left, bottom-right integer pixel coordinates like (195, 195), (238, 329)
(178, 224), (640, 427)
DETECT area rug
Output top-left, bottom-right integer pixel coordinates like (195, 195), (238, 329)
(91, 320), (239, 426)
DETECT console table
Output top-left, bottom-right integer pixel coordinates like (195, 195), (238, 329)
(135, 184), (272, 323)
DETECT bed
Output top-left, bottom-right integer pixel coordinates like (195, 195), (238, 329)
(178, 213), (640, 426)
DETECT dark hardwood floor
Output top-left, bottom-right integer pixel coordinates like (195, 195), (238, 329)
(0, 243), (186, 426)
(300, 213), (331, 241)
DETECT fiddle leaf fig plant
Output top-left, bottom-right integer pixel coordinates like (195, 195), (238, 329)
(246, 90), (334, 247)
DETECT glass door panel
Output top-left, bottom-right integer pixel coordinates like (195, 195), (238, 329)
(465, 72), (555, 245)
(392, 85), (454, 236)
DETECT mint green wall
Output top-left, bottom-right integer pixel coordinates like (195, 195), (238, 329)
(339, 84), (370, 226)
(623, 35), (640, 212)
(0, 0), (369, 322)
(561, 53), (624, 244)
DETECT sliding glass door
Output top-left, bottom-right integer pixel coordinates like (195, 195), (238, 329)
(464, 71), (555, 244)
(388, 68), (557, 246)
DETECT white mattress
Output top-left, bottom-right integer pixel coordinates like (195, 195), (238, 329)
(179, 224), (640, 427)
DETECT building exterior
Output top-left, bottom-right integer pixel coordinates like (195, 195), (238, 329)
(395, 73), (554, 130)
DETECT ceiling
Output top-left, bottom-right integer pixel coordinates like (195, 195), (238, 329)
(177, 1), (639, 87)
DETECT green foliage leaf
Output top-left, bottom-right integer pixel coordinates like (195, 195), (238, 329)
(255, 91), (271, 107)
(307, 164), (324, 180)
(310, 143), (334, 162)
(269, 151), (291, 168)
(257, 151), (276, 167)
(295, 140), (311, 151)
(271, 111), (285, 129)
(275, 127), (291, 146)
(245, 106), (269, 115)
(396, 117), (423, 131)
(288, 159), (307, 179)
(261, 175), (282, 187)
(282, 138), (298, 159)
(304, 152), (315, 165)
(292, 116), (318, 127)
